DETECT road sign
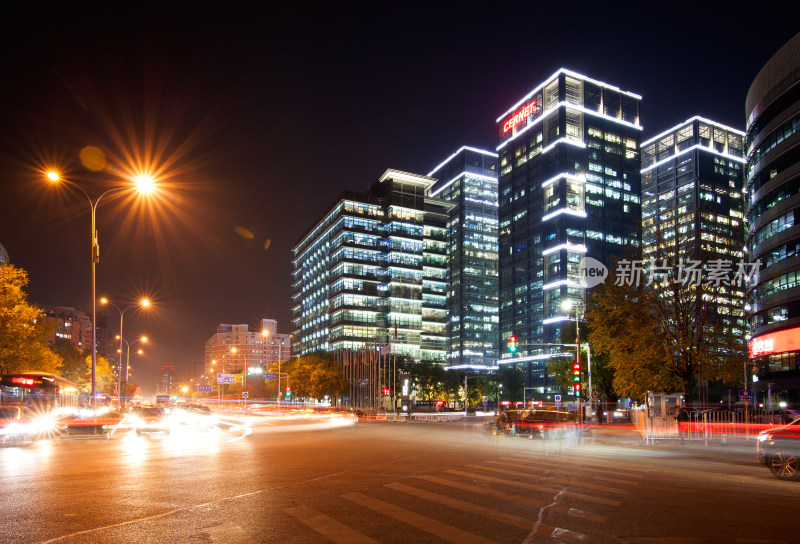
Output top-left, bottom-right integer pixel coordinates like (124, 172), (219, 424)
(242, 392), (248, 398)
(344, 396), (350, 402)
(217, 373), (236, 384)
(554, 394), (561, 407)
(739, 389), (753, 402)
(264, 373), (277, 380)
(591, 389), (599, 400)
(198, 384), (212, 392)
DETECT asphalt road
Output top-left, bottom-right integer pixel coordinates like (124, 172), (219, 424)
(1, 417), (797, 544)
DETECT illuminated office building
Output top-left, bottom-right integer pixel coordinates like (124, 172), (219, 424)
(292, 169), (452, 362)
(745, 33), (800, 403)
(641, 116), (746, 333)
(204, 319), (290, 373)
(428, 147), (499, 369)
(496, 69), (642, 393)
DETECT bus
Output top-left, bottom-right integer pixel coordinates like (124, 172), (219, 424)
(155, 393), (172, 406)
(0, 372), (79, 411)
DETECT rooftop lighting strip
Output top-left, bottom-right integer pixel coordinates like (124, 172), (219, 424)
(428, 146), (499, 177)
(447, 364), (501, 370)
(640, 144), (747, 174)
(542, 208), (588, 221)
(379, 169), (437, 186)
(641, 116), (745, 147)
(496, 68), (642, 123)
(496, 102), (641, 152)
(430, 171), (498, 198)
(542, 243), (587, 256)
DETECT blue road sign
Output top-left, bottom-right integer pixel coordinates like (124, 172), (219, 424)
(217, 373), (236, 384)
(264, 373), (277, 380)
(198, 384), (212, 392)
(739, 389), (753, 402)
(242, 392), (248, 398)
(554, 394), (561, 407)
(344, 396), (350, 403)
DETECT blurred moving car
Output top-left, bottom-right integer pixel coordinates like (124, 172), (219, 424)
(174, 403), (216, 429)
(757, 416), (800, 480)
(0, 406), (37, 445)
(130, 405), (171, 435)
(489, 408), (577, 438)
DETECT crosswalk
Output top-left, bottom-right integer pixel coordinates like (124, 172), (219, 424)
(280, 450), (640, 543)
(204, 449), (790, 544)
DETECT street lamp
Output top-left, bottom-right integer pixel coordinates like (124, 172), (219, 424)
(102, 297), (151, 408)
(46, 171), (155, 408)
(117, 334), (148, 386)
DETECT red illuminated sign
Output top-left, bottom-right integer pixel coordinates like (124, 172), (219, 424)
(11, 377), (35, 386)
(502, 99), (537, 133)
(749, 327), (800, 358)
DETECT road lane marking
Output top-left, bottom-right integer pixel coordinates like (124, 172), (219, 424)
(498, 456), (645, 479)
(386, 482), (587, 542)
(284, 505), (379, 543)
(487, 459), (640, 485)
(342, 492), (498, 544)
(466, 464), (630, 495)
(416, 475), (606, 522)
(445, 470), (622, 507)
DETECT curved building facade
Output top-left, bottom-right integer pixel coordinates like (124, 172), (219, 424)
(745, 33), (800, 404)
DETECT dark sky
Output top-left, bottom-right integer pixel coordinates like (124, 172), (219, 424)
(0, 3), (796, 394)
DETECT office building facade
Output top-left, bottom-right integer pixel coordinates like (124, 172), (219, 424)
(745, 33), (800, 403)
(496, 69), (642, 394)
(428, 147), (499, 368)
(641, 117), (746, 334)
(292, 169), (452, 362)
(204, 319), (291, 374)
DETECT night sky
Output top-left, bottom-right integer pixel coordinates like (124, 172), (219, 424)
(0, 3), (795, 394)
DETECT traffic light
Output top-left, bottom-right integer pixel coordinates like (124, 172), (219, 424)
(382, 387), (390, 396)
(508, 335), (518, 353)
(285, 386), (292, 398)
(573, 362), (581, 392)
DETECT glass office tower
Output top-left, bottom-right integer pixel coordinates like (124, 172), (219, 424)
(292, 169), (451, 362)
(428, 146), (499, 369)
(745, 33), (800, 403)
(641, 116), (746, 334)
(496, 69), (642, 395)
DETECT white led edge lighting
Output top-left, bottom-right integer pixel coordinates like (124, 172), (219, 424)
(641, 144), (747, 174)
(542, 316), (570, 324)
(496, 68), (642, 123)
(542, 208), (588, 221)
(541, 172), (585, 189)
(543, 279), (583, 290)
(430, 171), (498, 198)
(542, 243), (587, 256)
(497, 352), (574, 364)
(446, 364), (501, 370)
(642, 116), (745, 147)
(428, 146), (498, 177)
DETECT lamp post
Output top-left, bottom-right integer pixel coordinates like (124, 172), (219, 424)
(117, 335), (147, 386)
(46, 171), (155, 408)
(562, 298), (589, 423)
(102, 298), (150, 408)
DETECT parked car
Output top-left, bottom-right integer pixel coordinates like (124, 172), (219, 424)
(757, 416), (800, 480)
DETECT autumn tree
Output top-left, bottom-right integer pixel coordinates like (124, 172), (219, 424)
(51, 339), (114, 395)
(586, 263), (746, 404)
(283, 353), (348, 401)
(0, 264), (61, 374)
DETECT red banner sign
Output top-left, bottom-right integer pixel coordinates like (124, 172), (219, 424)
(749, 327), (800, 358)
(11, 377), (35, 386)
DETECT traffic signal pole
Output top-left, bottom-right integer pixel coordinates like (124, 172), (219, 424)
(505, 340), (592, 421)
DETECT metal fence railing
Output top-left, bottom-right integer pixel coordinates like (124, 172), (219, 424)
(632, 407), (795, 444)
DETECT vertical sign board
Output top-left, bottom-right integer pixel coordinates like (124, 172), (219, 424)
(554, 394), (561, 407)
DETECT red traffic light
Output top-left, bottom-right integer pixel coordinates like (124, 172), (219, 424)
(574, 383), (582, 392)
(382, 387), (390, 396)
